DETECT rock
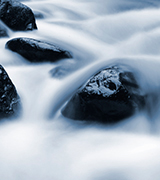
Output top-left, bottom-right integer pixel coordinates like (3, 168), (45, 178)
(0, 21), (9, 37)
(0, 0), (37, 31)
(0, 65), (21, 119)
(5, 37), (72, 63)
(50, 62), (75, 79)
(50, 65), (71, 79)
(62, 64), (145, 123)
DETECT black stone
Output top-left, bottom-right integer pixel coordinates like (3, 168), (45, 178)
(0, 0), (37, 31)
(5, 37), (72, 63)
(0, 64), (20, 119)
(62, 64), (145, 123)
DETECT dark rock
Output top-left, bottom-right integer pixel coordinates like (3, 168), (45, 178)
(0, 21), (9, 37)
(0, 65), (20, 119)
(5, 37), (72, 63)
(0, 0), (37, 31)
(62, 64), (145, 123)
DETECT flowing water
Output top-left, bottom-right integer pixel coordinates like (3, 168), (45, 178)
(1, 0), (160, 179)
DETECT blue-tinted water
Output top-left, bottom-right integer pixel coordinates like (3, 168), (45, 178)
(1, 0), (160, 179)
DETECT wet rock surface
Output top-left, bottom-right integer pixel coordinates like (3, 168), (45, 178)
(5, 37), (72, 63)
(0, 0), (37, 31)
(62, 64), (145, 123)
(0, 65), (20, 119)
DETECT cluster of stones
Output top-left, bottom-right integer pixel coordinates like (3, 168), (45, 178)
(0, 0), (146, 123)
(0, 0), (71, 119)
(0, 0), (72, 62)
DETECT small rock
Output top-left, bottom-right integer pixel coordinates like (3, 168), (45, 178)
(5, 37), (72, 63)
(50, 65), (71, 79)
(0, 65), (21, 119)
(0, 0), (37, 31)
(50, 62), (75, 79)
(62, 64), (145, 123)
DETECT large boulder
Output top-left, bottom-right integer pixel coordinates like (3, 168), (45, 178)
(0, 65), (20, 119)
(62, 64), (146, 123)
(5, 37), (72, 63)
(0, 0), (37, 31)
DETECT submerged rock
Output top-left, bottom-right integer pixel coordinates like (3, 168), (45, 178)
(0, 65), (20, 118)
(5, 37), (72, 63)
(0, 21), (8, 37)
(33, 10), (44, 19)
(0, 0), (37, 31)
(62, 64), (145, 123)
(50, 65), (71, 79)
(50, 62), (76, 79)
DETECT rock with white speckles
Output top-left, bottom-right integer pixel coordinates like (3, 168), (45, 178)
(5, 37), (72, 63)
(0, 65), (21, 119)
(62, 64), (145, 123)
(0, 0), (37, 31)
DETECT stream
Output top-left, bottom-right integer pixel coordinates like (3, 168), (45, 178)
(1, 0), (160, 179)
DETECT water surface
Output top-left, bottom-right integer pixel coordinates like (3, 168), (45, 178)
(1, 0), (160, 179)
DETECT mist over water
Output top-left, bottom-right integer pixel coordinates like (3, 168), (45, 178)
(1, 0), (160, 179)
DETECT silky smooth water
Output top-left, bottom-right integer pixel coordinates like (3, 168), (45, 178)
(1, 0), (160, 179)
